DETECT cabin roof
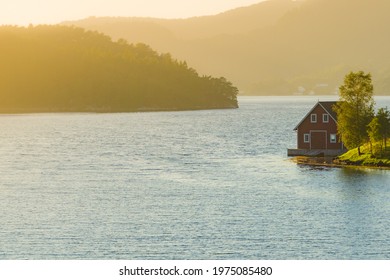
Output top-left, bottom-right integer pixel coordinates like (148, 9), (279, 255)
(293, 101), (338, 131)
(319, 101), (338, 120)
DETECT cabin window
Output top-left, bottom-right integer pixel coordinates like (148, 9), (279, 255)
(330, 134), (337, 143)
(311, 114), (317, 123)
(304, 133), (310, 143)
(323, 114), (329, 123)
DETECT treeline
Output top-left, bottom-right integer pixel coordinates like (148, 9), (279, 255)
(0, 25), (238, 112)
(335, 71), (390, 157)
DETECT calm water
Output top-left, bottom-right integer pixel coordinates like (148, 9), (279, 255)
(1, 96), (389, 260)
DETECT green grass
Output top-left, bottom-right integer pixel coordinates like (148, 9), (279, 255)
(337, 142), (390, 167)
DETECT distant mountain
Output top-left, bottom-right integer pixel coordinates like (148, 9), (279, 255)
(64, 0), (390, 95)
(63, 0), (299, 43)
(0, 26), (238, 113)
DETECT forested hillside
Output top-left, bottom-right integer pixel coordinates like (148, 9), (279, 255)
(64, 0), (390, 95)
(0, 25), (238, 112)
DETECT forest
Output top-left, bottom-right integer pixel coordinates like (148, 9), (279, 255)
(0, 25), (238, 112)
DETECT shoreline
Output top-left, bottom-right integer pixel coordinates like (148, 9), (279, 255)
(291, 156), (390, 171)
(0, 105), (238, 114)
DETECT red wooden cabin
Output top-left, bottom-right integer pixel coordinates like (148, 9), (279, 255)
(288, 101), (346, 156)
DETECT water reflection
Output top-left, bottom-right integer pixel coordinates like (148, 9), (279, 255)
(337, 167), (390, 187)
(292, 156), (337, 172)
(290, 159), (389, 259)
(334, 168), (388, 258)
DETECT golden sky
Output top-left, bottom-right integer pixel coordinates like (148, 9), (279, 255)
(0, 0), (265, 26)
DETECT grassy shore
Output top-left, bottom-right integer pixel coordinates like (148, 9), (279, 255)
(335, 142), (390, 168)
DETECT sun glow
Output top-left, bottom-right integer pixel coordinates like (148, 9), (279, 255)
(0, 0), (265, 26)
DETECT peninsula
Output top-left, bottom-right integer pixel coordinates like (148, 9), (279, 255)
(0, 25), (238, 113)
(334, 146), (390, 168)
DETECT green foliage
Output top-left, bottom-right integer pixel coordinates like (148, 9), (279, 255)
(0, 25), (238, 112)
(337, 142), (390, 167)
(376, 107), (390, 148)
(334, 71), (375, 153)
(335, 72), (390, 159)
(367, 117), (382, 156)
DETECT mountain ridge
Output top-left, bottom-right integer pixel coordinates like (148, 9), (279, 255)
(63, 0), (390, 95)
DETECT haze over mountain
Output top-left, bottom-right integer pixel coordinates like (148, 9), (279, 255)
(64, 0), (390, 95)
(0, 26), (238, 113)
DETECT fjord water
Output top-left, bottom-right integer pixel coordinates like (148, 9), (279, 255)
(1, 96), (389, 260)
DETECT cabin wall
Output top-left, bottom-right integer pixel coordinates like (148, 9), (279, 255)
(296, 104), (342, 150)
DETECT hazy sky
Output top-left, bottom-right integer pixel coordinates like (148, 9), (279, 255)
(0, 0), (266, 26)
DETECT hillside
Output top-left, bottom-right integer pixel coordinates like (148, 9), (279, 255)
(64, 0), (390, 95)
(63, 0), (301, 43)
(0, 26), (238, 113)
